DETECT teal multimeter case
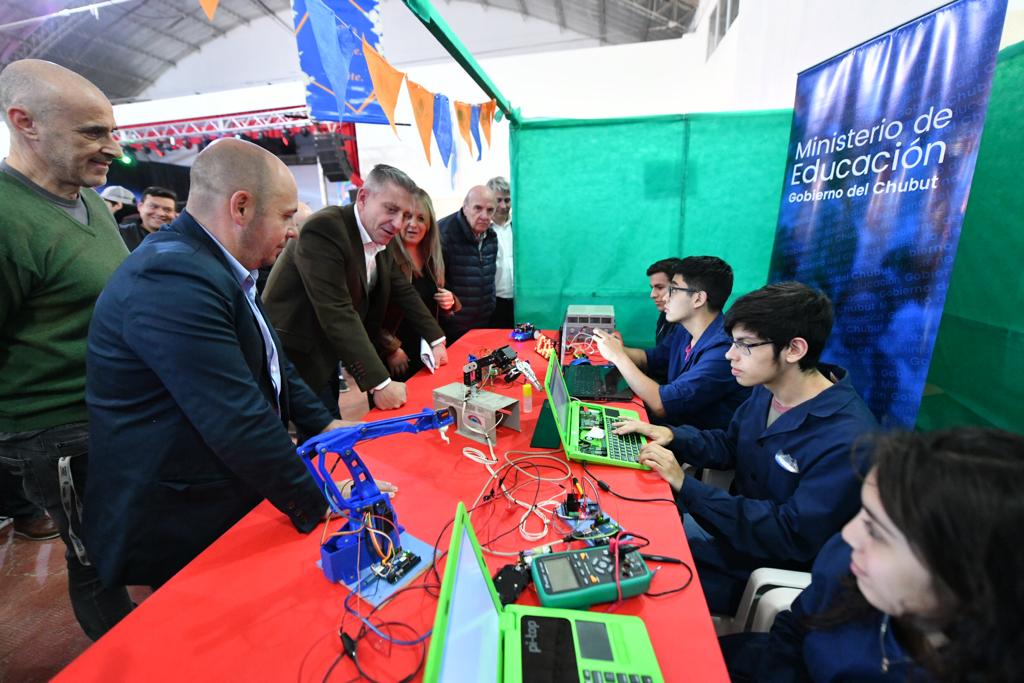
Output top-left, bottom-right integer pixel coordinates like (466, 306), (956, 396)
(531, 546), (653, 609)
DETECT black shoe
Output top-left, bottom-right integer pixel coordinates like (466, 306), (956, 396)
(13, 514), (60, 541)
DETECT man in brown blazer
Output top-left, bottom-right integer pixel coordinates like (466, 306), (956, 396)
(263, 165), (448, 415)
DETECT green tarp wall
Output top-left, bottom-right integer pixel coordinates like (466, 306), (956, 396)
(510, 111), (790, 348)
(510, 42), (1022, 432)
(915, 41), (1024, 432)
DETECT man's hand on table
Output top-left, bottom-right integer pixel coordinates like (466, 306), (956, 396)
(638, 443), (685, 492)
(592, 328), (625, 364)
(325, 479), (399, 519)
(334, 479), (399, 499)
(432, 342), (449, 367)
(321, 419), (363, 433)
(373, 381), (407, 410)
(612, 419), (673, 446)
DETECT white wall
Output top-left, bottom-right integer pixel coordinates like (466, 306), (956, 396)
(688, 0), (1024, 113)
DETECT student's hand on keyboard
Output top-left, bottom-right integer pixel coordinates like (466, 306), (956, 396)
(638, 443), (685, 492)
(612, 420), (673, 446)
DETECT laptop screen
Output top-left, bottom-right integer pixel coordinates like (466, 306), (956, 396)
(436, 527), (502, 682)
(547, 361), (571, 438)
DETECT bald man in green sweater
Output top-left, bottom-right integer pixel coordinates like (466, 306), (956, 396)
(0, 59), (133, 639)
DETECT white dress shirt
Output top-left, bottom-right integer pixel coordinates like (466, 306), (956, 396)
(354, 203), (387, 291)
(492, 219), (514, 298)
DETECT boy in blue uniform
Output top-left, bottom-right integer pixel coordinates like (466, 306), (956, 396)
(615, 282), (877, 613)
(594, 256), (749, 429)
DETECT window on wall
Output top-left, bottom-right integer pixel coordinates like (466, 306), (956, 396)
(707, 0), (740, 59)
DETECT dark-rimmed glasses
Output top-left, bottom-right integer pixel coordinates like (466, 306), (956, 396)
(730, 339), (774, 356)
(667, 285), (698, 298)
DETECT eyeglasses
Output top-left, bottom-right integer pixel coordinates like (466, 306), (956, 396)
(729, 339), (774, 355)
(667, 285), (699, 298)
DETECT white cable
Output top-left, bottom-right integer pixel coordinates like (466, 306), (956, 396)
(469, 450), (571, 545)
(444, 395), (577, 548)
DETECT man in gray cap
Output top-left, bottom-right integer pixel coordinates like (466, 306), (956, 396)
(99, 184), (134, 215)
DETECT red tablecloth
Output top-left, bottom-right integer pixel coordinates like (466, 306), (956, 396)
(57, 330), (727, 682)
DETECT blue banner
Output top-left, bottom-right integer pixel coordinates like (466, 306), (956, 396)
(769, 0), (1007, 428)
(293, 0), (388, 124)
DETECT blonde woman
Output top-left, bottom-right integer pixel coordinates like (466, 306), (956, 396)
(380, 189), (460, 379)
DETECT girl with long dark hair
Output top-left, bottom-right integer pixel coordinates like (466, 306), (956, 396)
(722, 427), (1024, 682)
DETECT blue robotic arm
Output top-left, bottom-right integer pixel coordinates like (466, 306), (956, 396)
(296, 408), (454, 584)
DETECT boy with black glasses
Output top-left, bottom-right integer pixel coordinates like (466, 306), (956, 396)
(594, 256), (749, 429)
(614, 282), (877, 614)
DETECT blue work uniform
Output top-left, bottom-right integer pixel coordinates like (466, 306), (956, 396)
(667, 364), (877, 613)
(720, 534), (930, 682)
(644, 314), (750, 429)
(644, 320), (683, 385)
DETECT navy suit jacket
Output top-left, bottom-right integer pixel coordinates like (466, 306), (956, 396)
(84, 211), (332, 587)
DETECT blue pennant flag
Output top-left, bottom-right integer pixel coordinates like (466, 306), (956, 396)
(306, 0), (356, 119)
(470, 104), (483, 161)
(293, 0), (386, 123)
(433, 94), (453, 168)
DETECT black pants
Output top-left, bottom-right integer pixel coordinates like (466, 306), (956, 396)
(0, 423), (134, 640)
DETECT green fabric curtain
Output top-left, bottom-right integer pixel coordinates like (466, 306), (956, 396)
(509, 42), (1021, 432)
(915, 41), (1024, 432)
(510, 111), (791, 348)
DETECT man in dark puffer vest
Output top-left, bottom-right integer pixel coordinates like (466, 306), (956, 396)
(438, 185), (498, 343)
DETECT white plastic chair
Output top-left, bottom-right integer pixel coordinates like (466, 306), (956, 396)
(715, 567), (812, 635)
(695, 469), (811, 636)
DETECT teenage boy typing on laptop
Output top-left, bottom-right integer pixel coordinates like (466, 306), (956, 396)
(593, 256), (749, 429)
(613, 282), (877, 614)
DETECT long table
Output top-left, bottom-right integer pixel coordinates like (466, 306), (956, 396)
(57, 330), (727, 682)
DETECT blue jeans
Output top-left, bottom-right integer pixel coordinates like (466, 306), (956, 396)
(683, 513), (751, 616)
(0, 422), (133, 640)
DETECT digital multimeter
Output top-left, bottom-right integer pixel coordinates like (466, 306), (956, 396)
(531, 546), (652, 608)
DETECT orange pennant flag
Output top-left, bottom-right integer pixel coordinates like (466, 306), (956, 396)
(198, 0), (219, 21)
(406, 80), (435, 164)
(454, 101), (474, 157)
(362, 38), (405, 134)
(479, 100), (496, 147)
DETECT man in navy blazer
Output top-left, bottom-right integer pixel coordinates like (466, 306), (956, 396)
(594, 256), (750, 429)
(84, 139), (350, 588)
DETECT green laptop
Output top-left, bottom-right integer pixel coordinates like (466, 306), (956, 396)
(544, 360), (649, 470)
(423, 503), (664, 683)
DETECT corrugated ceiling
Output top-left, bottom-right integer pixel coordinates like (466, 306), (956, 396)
(0, 0), (696, 101)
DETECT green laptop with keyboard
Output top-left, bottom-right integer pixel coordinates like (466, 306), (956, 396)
(544, 360), (649, 470)
(423, 502), (664, 683)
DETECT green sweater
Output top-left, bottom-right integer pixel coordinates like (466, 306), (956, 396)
(0, 172), (129, 431)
